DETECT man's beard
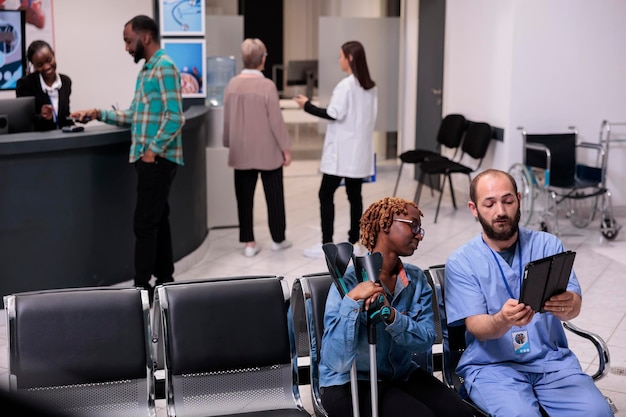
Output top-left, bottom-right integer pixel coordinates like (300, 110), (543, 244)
(134, 42), (145, 63)
(477, 207), (521, 241)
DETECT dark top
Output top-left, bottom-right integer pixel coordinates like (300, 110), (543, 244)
(16, 72), (73, 131)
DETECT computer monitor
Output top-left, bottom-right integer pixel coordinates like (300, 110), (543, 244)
(286, 60), (318, 98)
(0, 96), (35, 134)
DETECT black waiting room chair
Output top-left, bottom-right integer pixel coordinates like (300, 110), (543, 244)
(426, 264), (617, 417)
(415, 121), (493, 223)
(154, 276), (312, 417)
(3, 286), (155, 417)
(393, 114), (468, 198)
(290, 271), (439, 417)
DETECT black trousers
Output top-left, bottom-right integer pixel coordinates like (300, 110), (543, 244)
(234, 167), (286, 243)
(319, 174), (363, 244)
(320, 367), (476, 417)
(133, 157), (177, 289)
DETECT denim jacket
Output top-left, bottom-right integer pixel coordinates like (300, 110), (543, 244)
(319, 262), (435, 387)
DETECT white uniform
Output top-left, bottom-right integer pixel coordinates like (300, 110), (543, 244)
(320, 74), (377, 179)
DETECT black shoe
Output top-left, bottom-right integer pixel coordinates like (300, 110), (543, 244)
(155, 277), (174, 286)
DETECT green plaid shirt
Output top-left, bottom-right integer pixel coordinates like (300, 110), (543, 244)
(100, 49), (184, 165)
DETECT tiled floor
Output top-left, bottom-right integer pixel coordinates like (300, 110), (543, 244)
(2, 155), (626, 416)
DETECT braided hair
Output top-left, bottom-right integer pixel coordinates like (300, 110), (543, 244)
(360, 197), (423, 251)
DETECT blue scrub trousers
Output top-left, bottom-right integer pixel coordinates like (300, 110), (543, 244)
(467, 365), (614, 417)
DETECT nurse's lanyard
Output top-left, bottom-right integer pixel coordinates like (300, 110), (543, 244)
(483, 237), (522, 299)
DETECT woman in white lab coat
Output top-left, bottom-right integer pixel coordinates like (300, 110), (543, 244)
(294, 40), (378, 259)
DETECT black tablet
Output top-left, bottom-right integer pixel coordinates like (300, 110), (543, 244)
(519, 251), (576, 312)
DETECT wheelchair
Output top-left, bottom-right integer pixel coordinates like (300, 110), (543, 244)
(508, 125), (621, 240)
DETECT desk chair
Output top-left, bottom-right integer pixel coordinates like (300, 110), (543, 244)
(393, 114), (468, 198)
(415, 121), (493, 223)
(3, 286), (155, 417)
(426, 264), (617, 416)
(155, 276), (311, 417)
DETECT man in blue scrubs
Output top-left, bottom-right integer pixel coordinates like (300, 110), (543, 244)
(445, 169), (613, 417)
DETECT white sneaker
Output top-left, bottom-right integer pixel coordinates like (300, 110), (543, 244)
(353, 242), (369, 257)
(271, 240), (293, 251)
(303, 243), (325, 259)
(244, 245), (261, 257)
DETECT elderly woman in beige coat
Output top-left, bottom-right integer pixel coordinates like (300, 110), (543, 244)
(223, 38), (292, 257)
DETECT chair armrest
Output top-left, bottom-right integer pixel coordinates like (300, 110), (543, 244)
(577, 141), (603, 152)
(563, 321), (610, 381)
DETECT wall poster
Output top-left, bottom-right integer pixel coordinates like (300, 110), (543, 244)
(162, 38), (206, 98)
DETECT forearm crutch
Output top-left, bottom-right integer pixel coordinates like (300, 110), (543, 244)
(322, 242), (360, 417)
(352, 252), (388, 417)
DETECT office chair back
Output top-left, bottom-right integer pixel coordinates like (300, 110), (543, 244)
(415, 121), (493, 223)
(437, 114), (469, 151)
(3, 287), (155, 417)
(393, 114), (467, 197)
(156, 276), (311, 417)
(460, 121), (493, 163)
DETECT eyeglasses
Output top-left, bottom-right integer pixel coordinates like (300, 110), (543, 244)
(394, 219), (425, 237)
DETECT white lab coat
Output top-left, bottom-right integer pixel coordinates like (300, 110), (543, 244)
(320, 74), (378, 178)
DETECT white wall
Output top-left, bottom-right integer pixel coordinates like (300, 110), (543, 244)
(444, 0), (626, 205)
(0, 0), (152, 110)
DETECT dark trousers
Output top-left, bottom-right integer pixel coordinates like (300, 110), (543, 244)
(133, 157), (177, 289)
(234, 167), (286, 243)
(320, 367), (475, 417)
(319, 174), (363, 244)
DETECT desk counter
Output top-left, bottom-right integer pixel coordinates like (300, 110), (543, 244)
(0, 106), (209, 296)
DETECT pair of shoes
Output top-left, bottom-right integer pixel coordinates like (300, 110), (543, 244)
(244, 245), (261, 257)
(271, 239), (293, 251)
(303, 243), (325, 259)
(353, 242), (369, 257)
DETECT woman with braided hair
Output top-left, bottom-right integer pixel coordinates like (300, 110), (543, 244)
(319, 197), (475, 417)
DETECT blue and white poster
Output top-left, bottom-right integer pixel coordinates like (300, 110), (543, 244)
(159, 0), (205, 37)
(162, 38), (206, 98)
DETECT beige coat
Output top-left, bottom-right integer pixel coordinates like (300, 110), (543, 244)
(223, 71), (291, 170)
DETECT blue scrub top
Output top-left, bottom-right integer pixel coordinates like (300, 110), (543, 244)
(445, 227), (583, 385)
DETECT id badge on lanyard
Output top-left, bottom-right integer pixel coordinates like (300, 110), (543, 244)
(485, 237), (531, 354)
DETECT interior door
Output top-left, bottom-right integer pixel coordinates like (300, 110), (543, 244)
(414, 0), (446, 186)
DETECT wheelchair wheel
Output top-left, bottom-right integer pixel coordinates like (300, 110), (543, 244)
(565, 192), (597, 228)
(508, 163), (533, 226)
(601, 217), (619, 240)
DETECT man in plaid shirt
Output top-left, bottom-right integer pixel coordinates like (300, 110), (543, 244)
(72, 15), (185, 300)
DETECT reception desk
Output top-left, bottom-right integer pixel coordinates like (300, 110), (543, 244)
(0, 106), (209, 296)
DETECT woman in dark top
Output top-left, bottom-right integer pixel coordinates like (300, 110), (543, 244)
(16, 40), (73, 131)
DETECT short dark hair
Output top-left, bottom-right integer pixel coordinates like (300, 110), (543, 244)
(26, 40), (53, 63)
(126, 15), (160, 42)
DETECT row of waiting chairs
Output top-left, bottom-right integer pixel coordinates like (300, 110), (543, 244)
(3, 272), (614, 417)
(3, 276), (311, 417)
